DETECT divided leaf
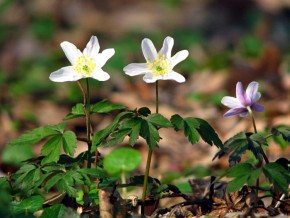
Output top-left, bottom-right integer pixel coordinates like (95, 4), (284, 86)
(65, 103), (85, 120)
(91, 99), (126, 113)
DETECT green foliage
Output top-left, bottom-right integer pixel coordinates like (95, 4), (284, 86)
(170, 114), (223, 148)
(40, 204), (80, 218)
(214, 132), (266, 165)
(271, 126), (290, 149)
(262, 162), (290, 195)
(65, 100), (126, 120)
(10, 195), (45, 215)
(103, 147), (142, 175)
(224, 163), (262, 192)
(240, 34), (264, 58)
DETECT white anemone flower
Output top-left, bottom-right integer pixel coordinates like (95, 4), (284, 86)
(49, 36), (115, 82)
(123, 36), (189, 83)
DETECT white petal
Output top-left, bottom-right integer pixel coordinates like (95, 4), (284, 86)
(143, 73), (158, 83)
(170, 50), (189, 67)
(164, 71), (185, 83)
(91, 69), (110, 81)
(159, 36), (174, 58)
(221, 96), (242, 108)
(60, 41), (82, 65)
(123, 63), (149, 76)
(97, 48), (115, 68)
(141, 38), (158, 62)
(246, 81), (259, 101)
(49, 66), (83, 82)
(83, 36), (100, 59)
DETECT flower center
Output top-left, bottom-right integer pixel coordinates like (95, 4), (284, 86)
(74, 56), (96, 76)
(148, 55), (171, 77)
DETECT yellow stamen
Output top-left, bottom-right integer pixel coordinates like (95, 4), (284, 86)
(148, 54), (171, 77)
(74, 56), (96, 76)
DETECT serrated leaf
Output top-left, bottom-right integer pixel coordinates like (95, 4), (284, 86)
(10, 195), (45, 214)
(92, 111), (134, 147)
(193, 118), (223, 148)
(170, 114), (184, 131)
(78, 167), (107, 179)
(40, 204), (66, 218)
(41, 135), (62, 164)
(140, 120), (160, 149)
(57, 179), (77, 197)
(138, 107), (151, 116)
(226, 163), (254, 177)
(105, 128), (131, 147)
(227, 176), (248, 192)
(183, 118), (200, 144)
(64, 103), (85, 120)
(147, 114), (172, 128)
(103, 147), (142, 175)
(91, 99), (126, 113)
(248, 168), (262, 186)
(63, 131), (77, 156)
(7, 126), (58, 147)
(263, 162), (289, 194)
(44, 174), (63, 192)
(45, 123), (66, 133)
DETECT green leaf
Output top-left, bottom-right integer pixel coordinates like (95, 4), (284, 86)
(63, 131), (77, 156)
(2, 144), (34, 166)
(40, 204), (66, 218)
(193, 118), (223, 148)
(263, 162), (289, 194)
(170, 114), (184, 131)
(57, 179), (78, 197)
(45, 123), (66, 133)
(122, 117), (143, 146)
(91, 99), (126, 113)
(226, 163), (254, 177)
(7, 126), (58, 147)
(105, 128), (131, 147)
(103, 147), (142, 175)
(140, 120), (160, 149)
(138, 107), (151, 116)
(78, 168), (107, 179)
(44, 174), (63, 192)
(227, 176), (249, 192)
(41, 135), (62, 164)
(183, 118), (200, 144)
(10, 195), (45, 215)
(92, 111), (134, 147)
(64, 103), (85, 120)
(147, 113), (172, 128)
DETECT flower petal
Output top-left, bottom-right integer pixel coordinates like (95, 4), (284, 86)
(251, 103), (264, 112)
(141, 38), (158, 62)
(164, 71), (186, 83)
(223, 107), (248, 117)
(246, 81), (259, 102)
(159, 36), (174, 58)
(221, 96), (242, 108)
(60, 41), (82, 65)
(143, 73), (158, 83)
(97, 48), (115, 68)
(91, 69), (110, 81)
(253, 92), (261, 102)
(49, 66), (83, 82)
(236, 82), (251, 106)
(170, 50), (189, 68)
(123, 63), (149, 76)
(83, 36), (100, 59)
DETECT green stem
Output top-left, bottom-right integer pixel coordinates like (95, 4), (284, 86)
(141, 81), (159, 214)
(86, 78), (92, 168)
(247, 106), (257, 134)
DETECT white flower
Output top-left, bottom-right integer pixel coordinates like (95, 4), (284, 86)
(123, 36), (189, 83)
(49, 36), (115, 82)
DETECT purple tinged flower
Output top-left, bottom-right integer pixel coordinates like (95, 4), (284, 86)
(221, 81), (264, 117)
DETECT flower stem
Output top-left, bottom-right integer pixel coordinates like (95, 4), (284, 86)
(141, 81), (159, 214)
(247, 106), (257, 134)
(85, 78), (92, 168)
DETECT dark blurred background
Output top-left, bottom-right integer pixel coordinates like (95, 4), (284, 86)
(1, 0), (290, 175)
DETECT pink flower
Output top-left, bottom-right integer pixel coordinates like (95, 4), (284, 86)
(221, 81), (264, 117)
